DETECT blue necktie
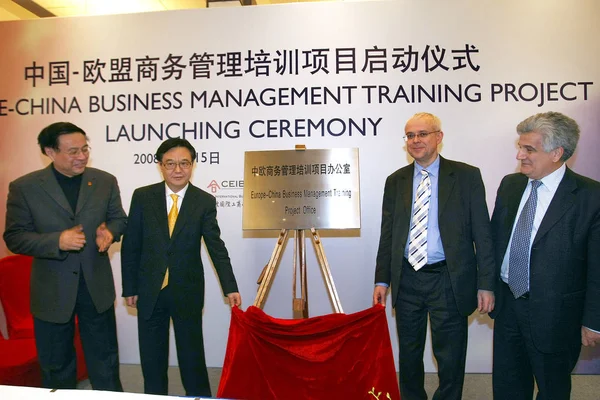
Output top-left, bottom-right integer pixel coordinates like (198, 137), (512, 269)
(508, 180), (542, 298)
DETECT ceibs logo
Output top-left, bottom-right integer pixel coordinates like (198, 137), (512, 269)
(207, 180), (221, 193)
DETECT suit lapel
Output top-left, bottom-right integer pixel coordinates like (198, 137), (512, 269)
(502, 175), (528, 244)
(38, 165), (73, 215)
(171, 184), (199, 239)
(75, 169), (95, 215)
(400, 164), (414, 218)
(533, 168), (576, 244)
(437, 157), (455, 218)
(151, 183), (170, 240)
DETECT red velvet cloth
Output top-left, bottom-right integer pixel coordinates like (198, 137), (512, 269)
(218, 305), (400, 400)
(0, 338), (41, 386)
(0, 255), (35, 339)
(0, 254), (88, 385)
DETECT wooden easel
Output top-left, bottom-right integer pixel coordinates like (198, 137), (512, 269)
(253, 227), (343, 318)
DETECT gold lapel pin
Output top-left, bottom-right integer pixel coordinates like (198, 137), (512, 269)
(88, 181), (92, 186)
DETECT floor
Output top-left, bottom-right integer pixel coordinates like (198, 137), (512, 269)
(76, 364), (600, 399)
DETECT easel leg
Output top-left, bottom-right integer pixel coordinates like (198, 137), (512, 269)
(254, 228), (343, 316)
(293, 230), (309, 319)
(253, 229), (289, 308)
(310, 228), (344, 314)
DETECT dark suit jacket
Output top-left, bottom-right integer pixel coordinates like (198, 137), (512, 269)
(490, 168), (600, 353)
(121, 182), (238, 321)
(374, 156), (496, 316)
(3, 165), (127, 323)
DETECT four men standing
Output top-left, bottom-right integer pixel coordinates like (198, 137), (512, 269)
(3, 114), (599, 397)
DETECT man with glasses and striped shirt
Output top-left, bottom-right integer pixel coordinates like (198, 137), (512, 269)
(373, 112), (495, 400)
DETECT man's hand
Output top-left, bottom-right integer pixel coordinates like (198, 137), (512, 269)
(96, 222), (114, 252)
(582, 327), (600, 347)
(125, 295), (138, 308)
(59, 225), (86, 251)
(373, 285), (388, 307)
(477, 289), (495, 313)
(227, 292), (242, 308)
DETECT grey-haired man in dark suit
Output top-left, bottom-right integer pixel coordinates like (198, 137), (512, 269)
(491, 112), (600, 400)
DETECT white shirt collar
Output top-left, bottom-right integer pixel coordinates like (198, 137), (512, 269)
(165, 183), (189, 199)
(533, 162), (566, 192)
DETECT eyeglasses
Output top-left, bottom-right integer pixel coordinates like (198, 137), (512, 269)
(162, 160), (193, 170)
(60, 146), (91, 157)
(403, 131), (440, 141)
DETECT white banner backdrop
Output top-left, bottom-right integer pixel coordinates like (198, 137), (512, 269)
(0, 0), (599, 373)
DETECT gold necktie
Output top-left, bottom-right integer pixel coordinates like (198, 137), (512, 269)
(161, 194), (178, 289)
(168, 194), (179, 236)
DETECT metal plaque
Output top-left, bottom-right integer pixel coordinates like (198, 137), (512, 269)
(243, 148), (360, 230)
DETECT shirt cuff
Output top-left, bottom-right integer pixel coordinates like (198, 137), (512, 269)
(584, 326), (600, 334)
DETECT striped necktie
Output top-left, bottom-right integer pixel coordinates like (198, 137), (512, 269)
(408, 170), (431, 270)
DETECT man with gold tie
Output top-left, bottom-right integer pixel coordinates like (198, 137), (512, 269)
(121, 138), (241, 397)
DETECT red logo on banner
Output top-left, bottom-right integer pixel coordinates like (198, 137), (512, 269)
(207, 180), (221, 193)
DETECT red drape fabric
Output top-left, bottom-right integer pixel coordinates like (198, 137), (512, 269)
(0, 255), (88, 385)
(217, 305), (400, 400)
(0, 255), (34, 339)
(0, 338), (41, 386)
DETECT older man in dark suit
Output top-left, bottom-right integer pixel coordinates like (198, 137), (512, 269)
(3, 122), (127, 390)
(490, 111), (600, 400)
(373, 112), (496, 400)
(121, 138), (241, 398)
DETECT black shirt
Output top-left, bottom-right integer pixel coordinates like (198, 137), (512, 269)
(51, 164), (82, 213)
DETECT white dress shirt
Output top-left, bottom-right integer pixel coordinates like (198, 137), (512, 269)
(500, 163), (566, 284)
(166, 183), (189, 215)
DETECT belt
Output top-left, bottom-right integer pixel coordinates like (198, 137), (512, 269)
(424, 259), (447, 269)
(403, 258), (447, 273)
(503, 281), (529, 300)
